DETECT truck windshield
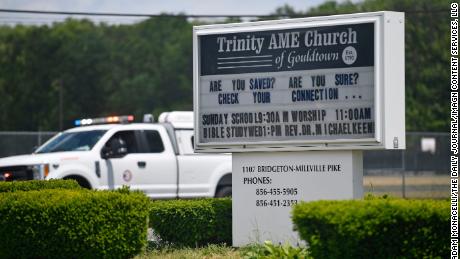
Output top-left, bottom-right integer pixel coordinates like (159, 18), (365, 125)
(35, 130), (107, 153)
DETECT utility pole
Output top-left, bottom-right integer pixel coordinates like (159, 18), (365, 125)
(402, 149), (406, 198)
(59, 79), (63, 131)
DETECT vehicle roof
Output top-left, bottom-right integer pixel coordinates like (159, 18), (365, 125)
(64, 123), (193, 133)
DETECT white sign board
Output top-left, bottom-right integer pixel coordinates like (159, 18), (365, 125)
(193, 12), (405, 152)
(232, 150), (363, 246)
(193, 11), (405, 247)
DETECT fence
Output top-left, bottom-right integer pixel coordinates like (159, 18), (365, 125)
(0, 131), (450, 198)
(363, 132), (450, 199)
(0, 131), (57, 158)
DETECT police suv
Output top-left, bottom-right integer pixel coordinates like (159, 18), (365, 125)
(0, 112), (232, 198)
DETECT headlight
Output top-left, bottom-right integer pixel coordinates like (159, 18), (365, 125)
(29, 164), (50, 180)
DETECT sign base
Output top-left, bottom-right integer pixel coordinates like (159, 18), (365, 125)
(232, 150), (363, 246)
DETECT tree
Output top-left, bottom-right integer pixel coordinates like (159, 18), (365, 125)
(296, 0), (451, 132)
(0, 0), (450, 132)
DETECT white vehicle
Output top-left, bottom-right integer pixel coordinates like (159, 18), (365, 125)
(0, 112), (233, 198)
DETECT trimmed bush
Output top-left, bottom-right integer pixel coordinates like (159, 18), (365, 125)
(0, 179), (81, 192)
(149, 198), (232, 247)
(292, 198), (449, 259)
(0, 189), (150, 258)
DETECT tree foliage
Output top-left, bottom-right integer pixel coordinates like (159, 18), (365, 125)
(296, 0), (451, 132)
(0, 16), (193, 130)
(0, 0), (450, 131)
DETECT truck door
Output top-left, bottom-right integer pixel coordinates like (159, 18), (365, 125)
(135, 129), (177, 198)
(102, 130), (143, 190)
(102, 129), (177, 198)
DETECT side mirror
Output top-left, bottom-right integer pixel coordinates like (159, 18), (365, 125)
(101, 146), (111, 159)
(101, 137), (128, 159)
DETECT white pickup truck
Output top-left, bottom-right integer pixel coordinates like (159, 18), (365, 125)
(0, 112), (233, 198)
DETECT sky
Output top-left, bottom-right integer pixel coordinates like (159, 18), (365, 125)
(0, 0), (329, 25)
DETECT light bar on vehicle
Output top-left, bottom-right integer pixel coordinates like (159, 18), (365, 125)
(74, 115), (134, 126)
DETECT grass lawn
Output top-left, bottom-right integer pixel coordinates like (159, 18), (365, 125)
(135, 241), (310, 258)
(363, 175), (449, 198)
(135, 244), (241, 259)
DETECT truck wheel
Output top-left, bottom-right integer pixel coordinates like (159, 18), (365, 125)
(215, 186), (232, 197)
(63, 176), (91, 189)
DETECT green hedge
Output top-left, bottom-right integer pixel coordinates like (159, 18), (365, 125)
(292, 198), (449, 259)
(0, 179), (81, 192)
(0, 189), (150, 259)
(149, 198), (232, 247)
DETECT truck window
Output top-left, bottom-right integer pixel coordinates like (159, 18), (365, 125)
(144, 130), (165, 153)
(36, 130), (107, 153)
(175, 130), (195, 155)
(107, 131), (139, 153)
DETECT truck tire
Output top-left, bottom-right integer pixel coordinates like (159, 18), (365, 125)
(215, 186), (232, 197)
(63, 176), (91, 189)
